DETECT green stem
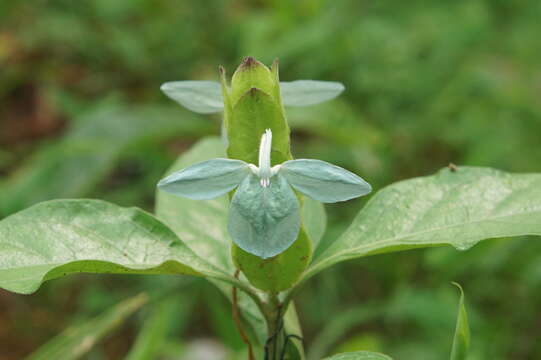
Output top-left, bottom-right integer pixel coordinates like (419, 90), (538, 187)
(263, 292), (284, 360)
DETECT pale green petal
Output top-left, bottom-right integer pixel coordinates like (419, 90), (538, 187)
(228, 174), (300, 259)
(160, 81), (224, 114)
(157, 158), (249, 200)
(280, 159), (371, 203)
(279, 80), (345, 106)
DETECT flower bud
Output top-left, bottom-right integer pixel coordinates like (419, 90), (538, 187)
(230, 57), (277, 105)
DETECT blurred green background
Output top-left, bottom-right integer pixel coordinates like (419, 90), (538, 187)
(1, 0), (540, 359)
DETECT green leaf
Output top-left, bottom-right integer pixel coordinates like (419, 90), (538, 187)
(0, 105), (213, 217)
(450, 282), (470, 360)
(25, 293), (148, 360)
(307, 167), (541, 280)
(0, 199), (224, 294)
(322, 351), (393, 360)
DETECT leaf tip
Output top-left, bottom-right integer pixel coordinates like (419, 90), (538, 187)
(451, 281), (463, 292)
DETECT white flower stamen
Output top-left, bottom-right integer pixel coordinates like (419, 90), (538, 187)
(258, 129), (272, 187)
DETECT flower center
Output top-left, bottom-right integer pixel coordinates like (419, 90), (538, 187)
(258, 129), (272, 187)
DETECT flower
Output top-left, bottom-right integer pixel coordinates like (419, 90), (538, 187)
(158, 129), (371, 259)
(159, 57), (345, 115)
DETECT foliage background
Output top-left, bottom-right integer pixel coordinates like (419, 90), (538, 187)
(1, 0), (540, 359)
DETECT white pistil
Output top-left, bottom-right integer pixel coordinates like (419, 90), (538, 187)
(258, 129), (272, 187)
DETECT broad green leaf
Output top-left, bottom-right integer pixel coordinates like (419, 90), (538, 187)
(450, 283), (470, 360)
(280, 80), (345, 107)
(323, 351), (393, 360)
(0, 105), (213, 217)
(160, 81), (224, 114)
(306, 167), (541, 280)
(26, 293), (148, 360)
(0, 199), (224, 294)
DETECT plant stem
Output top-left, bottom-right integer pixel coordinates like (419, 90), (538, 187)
(214, 273), (266, 315)
(263, 292), (284, 360)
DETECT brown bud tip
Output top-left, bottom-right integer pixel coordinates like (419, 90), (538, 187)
(241, 56), (256, 67)
(218, 65), (225, 75)
(248, 87), (259, 96)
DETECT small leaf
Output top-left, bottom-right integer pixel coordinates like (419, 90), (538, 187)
(0, 199), (223, 294)
(25, 293), (148, 360)
(157, 158), (249, 200)
(160, 81), (224, 113)
(280, 80), (345, 107)
(322, 351), (393, 360)
(450, 282), (470, 360)
(306, 167), (541, 280)
(229, 174), (300, 259)
(281, 159), (371, 203)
